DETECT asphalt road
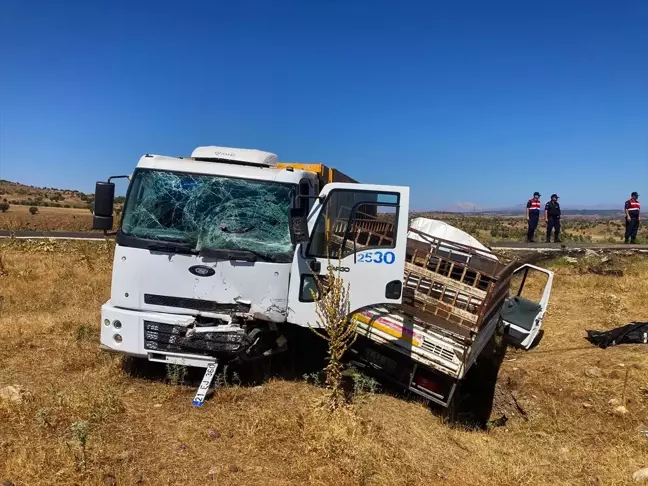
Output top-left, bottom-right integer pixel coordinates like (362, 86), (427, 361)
(490, 241), (647, 251)
(0, 230), (106, 240)
(1, 230), (646, 251)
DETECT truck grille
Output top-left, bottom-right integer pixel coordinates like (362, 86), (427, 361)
(144, 294), (251, 313)
(143, 321), (245, 356)
(420, 340), (456, 362)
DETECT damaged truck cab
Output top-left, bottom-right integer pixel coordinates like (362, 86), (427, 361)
(95, 146), (405, 369)
(94, 145), (554, 408)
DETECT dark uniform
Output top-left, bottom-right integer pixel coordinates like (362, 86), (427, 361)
(526, 192), (541, 242)
(545, 195), (561, 243)
(624, 192), (640, 244)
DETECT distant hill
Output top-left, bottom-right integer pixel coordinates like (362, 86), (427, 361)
(0, 180), (94, 209)
(440, 201), (622, 217)
(441, 202), (486, 212)
(0, 180), (128, 210)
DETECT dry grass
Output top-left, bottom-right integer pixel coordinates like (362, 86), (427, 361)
(0, 206), (96, 232)
(0, 241), (647, 485)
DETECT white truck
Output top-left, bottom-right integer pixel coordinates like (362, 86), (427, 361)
(93, 145), (553, 408)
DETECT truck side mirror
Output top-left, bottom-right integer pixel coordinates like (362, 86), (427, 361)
(93, 181), (115, 231)
(289, 207), (309, 245)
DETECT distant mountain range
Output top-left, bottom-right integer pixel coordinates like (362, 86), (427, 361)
(440, 201), (622, 214)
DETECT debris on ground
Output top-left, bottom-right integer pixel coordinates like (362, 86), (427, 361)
(117, 451), (133, 463)
(612, 405), (629, 416)
(584, 367), (602, 378)
(510, 391), (530, 419)
(572, 253), (627, 277)
(0, 385), (30, 404)
(633, 468), (648, 481)
(586, 322), (648, 348)
(582, 402), (593, 409)
(588, 267), (624, 277)
(609, 398), (621, 407)
(487, 415), (508, 428)
(103, 473), (117, 486)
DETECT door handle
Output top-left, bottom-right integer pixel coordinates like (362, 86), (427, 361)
(309, 260), (321, 273)
(385, 280), (403, 300)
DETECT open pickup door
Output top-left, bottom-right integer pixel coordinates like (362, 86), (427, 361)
(502, 264), (554, 349)
(287, 183), (410, 328)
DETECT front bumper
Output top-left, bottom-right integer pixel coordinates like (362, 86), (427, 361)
(100, 302), (221, 368)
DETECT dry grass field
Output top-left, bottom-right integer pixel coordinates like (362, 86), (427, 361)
(0, 241), (647, 485)
(0, 206), (95, 233)
(3, 204), (646, 244)
(421, 214), (647, 245)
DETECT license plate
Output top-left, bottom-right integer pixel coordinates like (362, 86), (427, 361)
(192, 362), (218, 407)
(364, 348), (397, 373)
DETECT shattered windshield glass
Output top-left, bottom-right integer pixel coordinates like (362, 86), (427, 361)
(121, 170), (295, 257)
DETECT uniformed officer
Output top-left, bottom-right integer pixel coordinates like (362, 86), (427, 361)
(545, 194), (562, 243)
(525, 192), (541, 242)
(624, 191), (640, 244)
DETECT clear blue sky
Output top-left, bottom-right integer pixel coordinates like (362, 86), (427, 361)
(1, 0), (647, 210)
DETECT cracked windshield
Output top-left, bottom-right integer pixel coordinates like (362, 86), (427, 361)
(121, 170), (295, 257)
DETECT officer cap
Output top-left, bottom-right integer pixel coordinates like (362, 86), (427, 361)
(533, 191), (541, 197)
(632, 191), (639, 198)
(551, 194), (559, 199)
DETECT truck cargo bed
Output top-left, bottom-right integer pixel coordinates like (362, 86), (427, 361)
(336, 215), (525, 403)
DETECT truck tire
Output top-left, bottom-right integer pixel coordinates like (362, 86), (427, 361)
(121, 356), (163, 379)
(444, 329), (508, 429)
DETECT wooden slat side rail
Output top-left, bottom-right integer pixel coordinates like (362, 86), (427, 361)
(404, 263), (487, 300)
(406, 248), (494, 291)
(402, 289), (479, 330)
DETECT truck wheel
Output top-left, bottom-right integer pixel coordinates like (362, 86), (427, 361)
(121, 356), (161, 379)
(444, 332), (507, 429)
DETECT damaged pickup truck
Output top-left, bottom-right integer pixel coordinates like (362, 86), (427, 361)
(93, 145), (554, 408)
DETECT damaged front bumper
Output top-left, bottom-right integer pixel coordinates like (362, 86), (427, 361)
(100, 301), (249, 368)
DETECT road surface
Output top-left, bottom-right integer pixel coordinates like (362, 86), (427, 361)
(490, 241), (648, 251)
(1, 230), (646, 251)
(0, 230), (105, 240)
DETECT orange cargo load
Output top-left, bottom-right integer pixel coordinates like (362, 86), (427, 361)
(276, 163), (357, 186)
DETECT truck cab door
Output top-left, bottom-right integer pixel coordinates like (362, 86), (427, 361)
(287, 183), (410, 328)
(502, 264), (554, 349)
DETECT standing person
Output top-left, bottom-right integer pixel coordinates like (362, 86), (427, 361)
(526, 192), (542, 242)
(545, 194), (562, 243)
(624, 191), (640, 244)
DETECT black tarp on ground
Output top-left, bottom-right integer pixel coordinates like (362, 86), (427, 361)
(586, 322), (648, 349)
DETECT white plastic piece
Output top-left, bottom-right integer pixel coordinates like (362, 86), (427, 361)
(190, 146), (277, 166)
(408, 217), (498, 262)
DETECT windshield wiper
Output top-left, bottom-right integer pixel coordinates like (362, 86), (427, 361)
(147, 242), (198, 255)
(199, 247), (275, 262)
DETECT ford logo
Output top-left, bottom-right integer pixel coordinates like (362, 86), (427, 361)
(188, 265), (215, 277)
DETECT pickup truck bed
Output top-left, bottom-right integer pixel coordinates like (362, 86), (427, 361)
(334, 216), (548, 407)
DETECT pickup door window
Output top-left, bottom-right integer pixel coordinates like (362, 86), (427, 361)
(287, 183), (410, 328)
